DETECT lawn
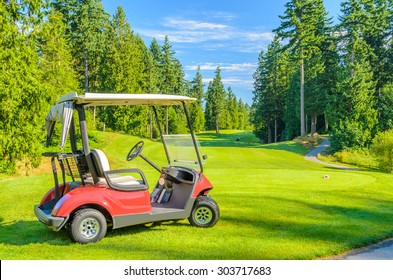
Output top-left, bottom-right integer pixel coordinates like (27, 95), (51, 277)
(1, 130), (393, 259)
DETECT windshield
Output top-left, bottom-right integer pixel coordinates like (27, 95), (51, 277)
(162, 134), (205, 170)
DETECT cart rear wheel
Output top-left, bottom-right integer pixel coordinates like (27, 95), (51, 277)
(69, 208), (107, 244)
(188, 196), (219, 227)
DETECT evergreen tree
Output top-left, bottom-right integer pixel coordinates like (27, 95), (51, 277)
(362, 0), (393, 131)
(329, 0), (378, 151)
(204, 68), (225, 133)
(237, 99), (250, 130)
(38, 9), (79, 104)
(377, 84), (393, 130)
(98, 6), (150, 136)
(0, 0), (47, 173)
(227, 87), (239, 130)
(160, 36), (178, 94)
(53, 0), (110, 91)
(154, 36), (187, 134)
(149, 38), (163, 93)
(284, 73), (301, 139)
(220, 89), (230, 129)
(252, 50), (268, 140)
(330, 60), (377, 150)
(362, 0), (390, 95)
(319, 20), (341, 134)
(204, 81), (214, 130)
(304, 0), (333, 137)
(274, 0), (328, 137)
(188, 66), (205, 132)
(252, 36), (291, 143)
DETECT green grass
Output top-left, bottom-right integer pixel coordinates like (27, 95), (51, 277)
(1, 130), (393, 259)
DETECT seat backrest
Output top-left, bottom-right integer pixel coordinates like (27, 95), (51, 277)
(90, 149), (110, 177)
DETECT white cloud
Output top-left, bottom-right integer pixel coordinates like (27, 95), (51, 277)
(137, 15), (274, 49)
(201, 77), (254, 89)
(163, 17), (229, 30)
(242, 31), (275, 42)
(202, 78), (213, 84)
(222, 78), (254, 89)
(138, 28), (232, 43)
(186, 63), (256, 72)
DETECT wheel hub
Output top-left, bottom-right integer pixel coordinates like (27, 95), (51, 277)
(195, 207), (213, 224)
(80, 218), (100, 239)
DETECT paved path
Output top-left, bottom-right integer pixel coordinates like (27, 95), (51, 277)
(332, 238), (393, 260)
(306, 138), (392, 259)
(304, 138), (358, 170)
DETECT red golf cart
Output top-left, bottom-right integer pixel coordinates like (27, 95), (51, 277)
(34, 92), (219, 243)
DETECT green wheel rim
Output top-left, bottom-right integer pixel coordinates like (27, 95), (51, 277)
(194, 206), (213, 225)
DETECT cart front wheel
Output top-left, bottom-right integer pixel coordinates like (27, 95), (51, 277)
(69, 208), (107, 244)
(188, 196), (219, 227)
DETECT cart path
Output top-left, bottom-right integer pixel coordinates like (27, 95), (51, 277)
(304, 138), (358, 170)
(327, 238), (393, 260)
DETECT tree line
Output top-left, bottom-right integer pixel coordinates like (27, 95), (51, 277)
(252, 0), (393, 152)
(0, 0), (250, 173)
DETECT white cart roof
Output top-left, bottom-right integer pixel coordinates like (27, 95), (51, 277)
(58, 92), (196, 106)
(46, 92), (196, 149)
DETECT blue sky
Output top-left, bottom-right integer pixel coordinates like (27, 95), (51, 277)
(101, 0), (342, 105)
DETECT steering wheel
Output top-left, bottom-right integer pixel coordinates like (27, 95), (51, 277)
(126, 141), (144, 161)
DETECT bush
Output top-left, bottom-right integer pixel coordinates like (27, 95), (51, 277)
(371, 130), (393, 172)
(333, 148), (377, 169)
(330, 120), (373, 153)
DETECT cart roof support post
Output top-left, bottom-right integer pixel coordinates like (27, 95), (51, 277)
(182, 102), (203, 174)
(76, 105), (99, 183)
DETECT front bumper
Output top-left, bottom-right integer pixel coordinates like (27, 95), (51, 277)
(34, 205), (68, 231)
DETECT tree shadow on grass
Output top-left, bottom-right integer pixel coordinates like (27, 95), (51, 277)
(198, 132), (308, 156)
(261, 142), (308, 156)
(198, 131), (261, 148)
(0, 219), (176, 246)
(220, 194), (393, 258)
(0, 220), (71, 246)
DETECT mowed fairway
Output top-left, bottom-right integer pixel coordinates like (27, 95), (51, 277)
(1, 131), (393, 259)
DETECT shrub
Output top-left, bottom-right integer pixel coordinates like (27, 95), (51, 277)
(333, 148), (377, 169)
(330, 120), (373, 153)
(371, 130), (393, 172)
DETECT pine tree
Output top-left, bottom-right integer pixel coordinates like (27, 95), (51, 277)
(227, 87), (239, 130)
(204, 68), (225, 133)
(161, 36), (186, 133)
(252, 50), (268, 140)
(160, 36), (177, 94)
(0, 0), (47, 173)
(237, 99), (250, 130)
(362, 0), (390, 95)
(188, 66), (205, 131)
(252, 36), (292, 143)
(97, 6), (150, 136)
(220, 89), (230, 129)
(284, 73), (301, 139)
(53, 0), (110, 92)
(38, 9), (79, 104)
(305, 0), (333, 137)
(204, 81), (214, 130)
(149, 38), (163, 93)
(329, 0), (378, 151)
(362, 0), (393, 131)
(274, 0), (327, 137)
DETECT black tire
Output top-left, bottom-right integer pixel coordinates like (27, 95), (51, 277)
(188, 196), (220, 227)
(69, 208), (107, 244)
